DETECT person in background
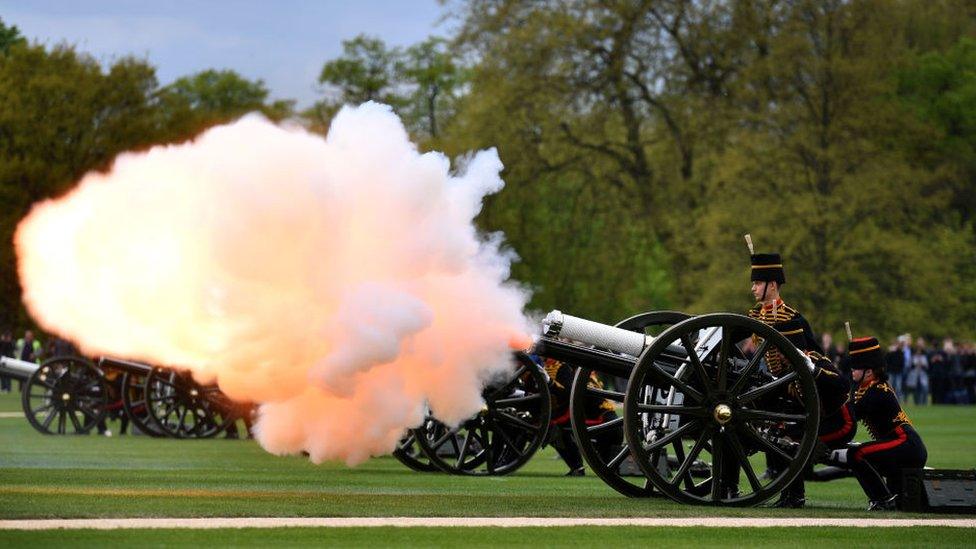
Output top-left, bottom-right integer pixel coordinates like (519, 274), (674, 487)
(0, 331), (14, 393)
(885, 334), (911, 399)
(906, 338), (930, 405)
(14, 330), (42, 364)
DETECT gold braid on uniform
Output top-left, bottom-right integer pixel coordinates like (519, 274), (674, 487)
(854, 381), (913, 439)
(587, 372), (617, 414)
(748, 301), (800, 377)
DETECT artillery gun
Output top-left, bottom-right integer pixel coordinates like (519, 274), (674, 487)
(0, 354), (252, 439)
(536, 310), (820, 506)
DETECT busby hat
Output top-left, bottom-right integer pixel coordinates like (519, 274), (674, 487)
(772, 317), (807, 351)
(750, 253), (786, 284)
(847, 336), (884, 371)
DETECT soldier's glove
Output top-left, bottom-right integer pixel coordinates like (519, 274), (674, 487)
(826, 448), (849, 466)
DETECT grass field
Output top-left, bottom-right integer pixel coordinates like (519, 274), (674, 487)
(1, 389), (973, 546)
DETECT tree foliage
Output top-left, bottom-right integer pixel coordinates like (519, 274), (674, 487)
(443, 0), (976, 339)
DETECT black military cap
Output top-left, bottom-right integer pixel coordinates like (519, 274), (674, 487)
(848, 336), (884, 371)
(772, 317), (807, 351)
(750, 253), (786, 284)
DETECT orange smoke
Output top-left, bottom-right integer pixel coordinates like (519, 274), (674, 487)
(14, 103), (531, 464)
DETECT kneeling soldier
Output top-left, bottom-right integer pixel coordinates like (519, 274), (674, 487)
(540, 357), (620, 476)
(831, 337), (928, 510)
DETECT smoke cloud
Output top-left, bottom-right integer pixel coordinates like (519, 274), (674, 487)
(15, 103), (531, 464)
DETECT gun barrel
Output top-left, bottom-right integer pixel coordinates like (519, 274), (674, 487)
(543, 310), (648, 357)
(97, 356), (154, 375)
(0, 356), (39, 380)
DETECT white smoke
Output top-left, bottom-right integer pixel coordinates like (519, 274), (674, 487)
(15, 102), (531, 464)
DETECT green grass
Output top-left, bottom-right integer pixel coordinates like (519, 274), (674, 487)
(1, 388), (973, 521)
(1, 526), (973, 548)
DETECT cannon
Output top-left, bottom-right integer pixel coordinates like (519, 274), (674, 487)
(535, 310), (821, 506)
(1, 354), (252, 439)
(407, 351), (552, 475)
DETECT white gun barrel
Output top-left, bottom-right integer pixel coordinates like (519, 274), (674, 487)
(0, 356), (39, 380)
(542, 310), (651, 357)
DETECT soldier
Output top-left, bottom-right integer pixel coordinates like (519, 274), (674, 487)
(829, 336), (928, 510)
(765, 318), (857, 508)
(747, 252), (823, 354)
(539, 356), (619, 476)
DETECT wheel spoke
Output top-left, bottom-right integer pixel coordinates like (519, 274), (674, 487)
(717, 330), (732, 391)
(495, 411), (539, 433)
(57, 411), (66, 434)
(739, 424), (792, 462)
(710, 432), (724, 501)
(68, 410), (82, 432)
(738, 408), (807, 422)
(431, 426), (460, 450)
(586, 386), (625, 402)
(727, 430), (761, 493)
(586, 416), (623, 434)
(492, 393), (541, 407)
(636, 403), (708, 418)
(644, 420), (700, 452)
(488, 365), (527, 399)
(606, 445), (630, 470)
(29, 402), (54, 415)
(454, 430), (473, 469)
(493, 422), (525, 458)
(41, 408), (58, 429)
(680, 335), (713, 396)
(646, 362), (703, 403)
(669, 430), (709, 489)
(738, 371), (798, 403)
(482, 423), (494, 474)
(730, 339), (769, 395)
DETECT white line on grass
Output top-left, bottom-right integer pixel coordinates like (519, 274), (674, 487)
(1, 517), (974, 530)
(0, 412), (23, 418)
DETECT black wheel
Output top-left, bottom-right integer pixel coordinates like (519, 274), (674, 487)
(570, 311), (691, 497)
(120, 372), (166, 437)
(415, 352), (551, 475)
(393, 427), (440, 472)
(623, 313), (820, 506)
(144, 367), (232, 438)
(22, 356), (108, 435)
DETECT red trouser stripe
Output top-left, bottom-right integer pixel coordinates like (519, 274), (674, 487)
(550, 410), (571, 426)
(853, 425), (907, 462)
(820, 404), (853, 443)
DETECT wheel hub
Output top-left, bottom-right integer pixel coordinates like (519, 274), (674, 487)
(713, 403), (732, 425)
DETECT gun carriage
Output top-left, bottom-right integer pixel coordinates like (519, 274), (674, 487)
(0, 355), (252, 439)
(537, 310), (820, 506)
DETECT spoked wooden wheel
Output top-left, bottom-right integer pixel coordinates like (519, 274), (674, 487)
(393, 427), (439, 472)
(623, 313), (820, 506)
(415, 352), (551, 475)
(145, 368), (231, 439)
(570, 311), (690, 497)
(120, 372), (166, 437)
(22, 356), (108, 435)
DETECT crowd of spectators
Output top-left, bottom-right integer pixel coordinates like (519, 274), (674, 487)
(820, 333), (976, 405)
(0, 330), (77, 393)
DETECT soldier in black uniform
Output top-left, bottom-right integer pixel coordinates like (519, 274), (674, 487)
(744, 252), (823, 506)
(747, 253), (823, 354)
(829, 336), (928, 510)
(540, 356), (620, 476)
(764, 318), (857, 507)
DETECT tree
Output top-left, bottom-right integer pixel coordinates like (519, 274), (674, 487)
(397, 37), (468, 140)
(0, 45), (164, 327)
(156, 69), (294, 141)
(0, 18), (25, 54)
(312, 34), (402, 121)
